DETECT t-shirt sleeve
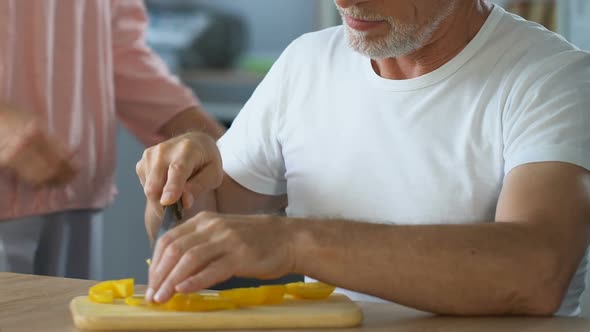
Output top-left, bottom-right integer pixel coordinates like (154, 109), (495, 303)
(216, 46), (294, 196)
(503, 51), (590, 175)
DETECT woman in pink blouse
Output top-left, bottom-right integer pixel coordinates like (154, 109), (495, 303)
(0, 0), (224, 278)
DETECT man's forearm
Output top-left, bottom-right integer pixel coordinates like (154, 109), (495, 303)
(158, 106), (225, 140)
(183, 175), (287, 224)
(288, 219), (582, 316)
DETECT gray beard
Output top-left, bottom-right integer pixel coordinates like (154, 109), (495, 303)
(341, 5), (455, 59)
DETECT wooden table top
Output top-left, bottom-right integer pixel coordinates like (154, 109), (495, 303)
(1, 272), (589, 332)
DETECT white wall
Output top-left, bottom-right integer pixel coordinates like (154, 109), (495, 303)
(564, 0), (590, 49)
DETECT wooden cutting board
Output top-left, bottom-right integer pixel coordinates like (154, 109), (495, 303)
(70, 294), (363, 330)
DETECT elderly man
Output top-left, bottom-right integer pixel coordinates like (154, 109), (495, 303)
(0, 0), (223, 279)
(136, 0), (590, 316)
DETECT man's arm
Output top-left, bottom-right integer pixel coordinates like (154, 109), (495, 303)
(139, 132), (285, 241)
(138, 135), (588, 315)
(157, 106), (224, 140)
(144, 172), (285, 242)
(145, 157), (590, 315)
(289, 161), (590, 315)
(176, 160), (588, 315)
(215, 174), (287, 214)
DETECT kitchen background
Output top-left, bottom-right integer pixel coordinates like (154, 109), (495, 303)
(102, 0), (590, 315)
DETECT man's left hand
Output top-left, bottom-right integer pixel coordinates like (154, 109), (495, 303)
(146, 212), (296, 303)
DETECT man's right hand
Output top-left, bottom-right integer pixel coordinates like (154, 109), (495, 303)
(0, 105), (79, 187)
(136, 132), (224, 241)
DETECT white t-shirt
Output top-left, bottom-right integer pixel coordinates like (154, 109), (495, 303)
(218, 6), (590, 316)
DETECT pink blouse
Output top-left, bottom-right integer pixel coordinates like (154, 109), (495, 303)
(0, 0), (199, 219)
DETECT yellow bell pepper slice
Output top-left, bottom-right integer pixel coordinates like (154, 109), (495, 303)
(219, 287), (266, 306)
(88, 279), (135, 304)
(160, 293), (235, 311)
(285, 282), (335, 300)
(259, 285), (287, 304)
(125, 295), (147, 306)
(184, 294), (237, 311)
(89, 282), (116, 304)
(89, 287), (114, 304)
(219, 285), (286, 306)
(112, 278), (134, 298)
(164, 293), (189, 311)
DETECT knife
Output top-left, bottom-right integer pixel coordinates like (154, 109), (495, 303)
(153, 201), (184, 253)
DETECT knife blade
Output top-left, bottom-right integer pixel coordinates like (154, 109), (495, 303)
(153, 201), (183, 253)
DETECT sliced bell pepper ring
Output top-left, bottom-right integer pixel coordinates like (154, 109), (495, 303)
(164, 293), (190, 311)
(88, 279), (135, 304)
(259, 285), (287, 304)
(285, 281), (335, 300)
(161, 293), (235, 311)
(112, 278), (134, 298)
(125, 295), (147, 306)
(219, 287), (266, 306)
(89, 287), (114, 304)
(219, 285), (286, 306)
(184, 294), (237, 311)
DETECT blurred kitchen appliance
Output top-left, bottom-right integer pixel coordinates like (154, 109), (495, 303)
(145, 1), (247, 71)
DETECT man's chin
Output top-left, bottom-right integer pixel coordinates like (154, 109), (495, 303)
(344, 28), (422, 59)
(345, 32), (390, 58)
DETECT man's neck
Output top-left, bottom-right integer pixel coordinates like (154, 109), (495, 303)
(372, 0), (493, 80)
